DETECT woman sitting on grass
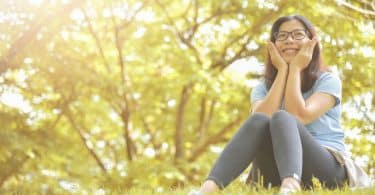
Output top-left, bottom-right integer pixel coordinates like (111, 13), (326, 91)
(191, 15), (370, 194)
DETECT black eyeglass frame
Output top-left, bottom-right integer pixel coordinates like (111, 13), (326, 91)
(273, 29), (310, 41)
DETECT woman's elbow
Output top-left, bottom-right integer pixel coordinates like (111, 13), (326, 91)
(251, 110), (272, 117)
(285, 109), (310, 124)
(295, 115), (309, 124)
(251, 107), (276, 117)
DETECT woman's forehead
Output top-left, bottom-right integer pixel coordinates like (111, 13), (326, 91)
(279, 19), (305, 31)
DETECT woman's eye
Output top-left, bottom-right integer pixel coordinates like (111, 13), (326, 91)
(295, 32), (304, 37)
(278, 33), (287, 39)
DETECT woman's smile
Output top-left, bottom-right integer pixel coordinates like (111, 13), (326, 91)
(282, 48), (299, 55)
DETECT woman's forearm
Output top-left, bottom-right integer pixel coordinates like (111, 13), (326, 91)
(284, 67), (306, 121)
(253, 68), (288, 116)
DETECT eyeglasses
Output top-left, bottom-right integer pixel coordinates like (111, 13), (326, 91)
(273, 29), (309, 41)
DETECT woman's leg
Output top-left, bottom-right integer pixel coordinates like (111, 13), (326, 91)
(270, 110), (347, 189)
(247, 129), (281, 188)
(201, 113), (270, 191)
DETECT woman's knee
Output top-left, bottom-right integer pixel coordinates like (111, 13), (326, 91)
(271, 110), (294, 123)
(247, 112), (270, 125)
(242, 112), (270, 132)
(269, 110), (299, 135)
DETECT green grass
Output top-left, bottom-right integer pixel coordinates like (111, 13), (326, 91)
(1, 188), (374, 195)
(1, 183), (375, 195)
(121, 185), (375, 195)
(122, 185), (375, 195)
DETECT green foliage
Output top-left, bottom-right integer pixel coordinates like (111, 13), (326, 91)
(0, 0), (374, 193)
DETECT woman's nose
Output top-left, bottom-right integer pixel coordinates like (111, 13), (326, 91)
(285, 34), (295, 42)
(282, 36), (295, 45)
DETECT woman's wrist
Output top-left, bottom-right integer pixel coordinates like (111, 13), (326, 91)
(277, 67), (289, 75)
(289, 65), (302, 73)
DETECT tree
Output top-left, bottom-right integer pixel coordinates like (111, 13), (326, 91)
(0, 0), (374, 193)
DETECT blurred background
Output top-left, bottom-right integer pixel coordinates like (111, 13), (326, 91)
(0, 0), (374, 194)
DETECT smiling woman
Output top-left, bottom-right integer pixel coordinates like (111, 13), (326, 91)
(265, 16), (321, 93)
(192, 15), (371, 195)
(274, 28), (310, 61)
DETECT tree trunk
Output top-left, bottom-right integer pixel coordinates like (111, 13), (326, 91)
(175, 83), (193, 161)
(0, 154), (29, 188)
(121, 106), (136, 161)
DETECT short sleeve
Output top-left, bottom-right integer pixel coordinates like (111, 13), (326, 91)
(251, 81), (268, 104)
(313, 72), (342, 106)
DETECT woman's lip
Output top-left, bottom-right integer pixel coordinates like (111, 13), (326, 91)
(282, 48), (298, 52)
(283, 49), (298, 54)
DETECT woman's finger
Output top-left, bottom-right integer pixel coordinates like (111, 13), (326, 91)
(298, 42), (310, 55)
(268, 42), (278, 60)
(307, 38), (317, 55)
(268, 41), (276, 53)
(269, 41), (282, 58)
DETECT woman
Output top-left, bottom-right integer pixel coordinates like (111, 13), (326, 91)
(193, 15), (352, 194)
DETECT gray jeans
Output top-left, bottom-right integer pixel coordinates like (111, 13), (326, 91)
(207, 110), (347, 189)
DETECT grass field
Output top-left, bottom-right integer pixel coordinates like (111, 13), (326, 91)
(123, 185), (375, 195)
(1, 189), (374, 194)
(2, 183), (375, 195)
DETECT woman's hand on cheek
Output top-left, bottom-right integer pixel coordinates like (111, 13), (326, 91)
(268, 41), (288, 71)
(289, 37), (318, 72)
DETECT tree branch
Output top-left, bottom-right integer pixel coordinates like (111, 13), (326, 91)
(109, 2), (138, 161)
(210, 7), (285, 71)
(0, 153), (30, 188)
(0, 0), (85, 73)
(142, 118), (162, 156)
(196, 97), (216, 139)
(175, 82), (195, 161)
(120, 105), (137, 161)
(64, 108), (108, 173)
(116, 0), (150, 31)
(188, 114), (245, 162)
(197, 97), (207, 138)
(155, 0), (203, 65)
(82, 7), (111, 73)
(337, 0), (375, 17)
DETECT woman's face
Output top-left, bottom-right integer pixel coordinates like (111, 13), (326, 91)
(274, 19), (310, 64)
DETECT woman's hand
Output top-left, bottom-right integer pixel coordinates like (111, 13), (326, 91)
(289, 37), (318, 72)
(268, 41), (288, 71)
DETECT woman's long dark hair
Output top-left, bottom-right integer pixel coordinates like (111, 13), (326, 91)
(265, 15), (324, 92)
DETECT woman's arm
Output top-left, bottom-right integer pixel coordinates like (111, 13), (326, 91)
(284, 38), (335, 124)
(285, 68), (335, 124)
(252, 69), (287, 117)
(252, 42), (288, 117)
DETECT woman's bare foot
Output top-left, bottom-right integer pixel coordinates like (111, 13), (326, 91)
(279, 177), (301, 194)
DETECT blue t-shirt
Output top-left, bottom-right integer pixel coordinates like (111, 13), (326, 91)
(250, 72), (345, 151)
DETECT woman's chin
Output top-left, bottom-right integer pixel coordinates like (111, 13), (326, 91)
(282, 55), (295, 64)
(283, 58), (292, 64)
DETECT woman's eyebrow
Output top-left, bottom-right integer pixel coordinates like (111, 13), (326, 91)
(278, 28), (305, 32)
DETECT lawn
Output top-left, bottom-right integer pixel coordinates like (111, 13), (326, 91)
(124, 185), (375, 195)
(1, 179), (374, 194)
